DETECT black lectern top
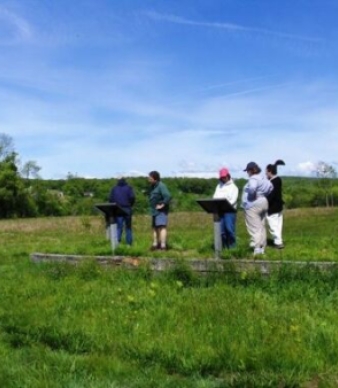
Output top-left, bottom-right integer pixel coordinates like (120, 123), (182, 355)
(94, 202), (128, 217)
(196, 198), (236, 214)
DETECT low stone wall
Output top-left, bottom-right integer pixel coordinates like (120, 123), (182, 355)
(30, 252), (338, 275)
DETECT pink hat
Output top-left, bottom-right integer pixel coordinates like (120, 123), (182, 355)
(219, 167), (229, 178)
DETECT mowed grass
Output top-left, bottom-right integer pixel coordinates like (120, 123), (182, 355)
(0, 209), (338, 387)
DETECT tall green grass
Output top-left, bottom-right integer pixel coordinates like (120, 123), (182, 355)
(1, 261), (338, 387)
(0, 209), (338, 386)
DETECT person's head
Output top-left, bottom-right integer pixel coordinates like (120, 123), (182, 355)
(117, 176), (126, 185)
(148, 170), (160, 184)
(244, 161), (261, 176)
(219, 167), (231, 183)
(266, 159), (285, 179)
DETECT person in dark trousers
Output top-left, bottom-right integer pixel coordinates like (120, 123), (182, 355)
(213, 167), (239, 249)
(266, 160), (285, 249)
(109, 177), (135, 245)
(148, 171), (172, 250)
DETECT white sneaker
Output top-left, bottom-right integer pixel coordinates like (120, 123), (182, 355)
(253, 247), (264, 255)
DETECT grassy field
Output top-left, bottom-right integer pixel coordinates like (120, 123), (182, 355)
(0, 208), (338, 387)
(1, 207), (338, 261)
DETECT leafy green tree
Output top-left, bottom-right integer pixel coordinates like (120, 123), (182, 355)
(0, 133), (15, 159)
(21, 160), (42, 179)
(315, 161), (337, 207)
(0, 153), (27, 217)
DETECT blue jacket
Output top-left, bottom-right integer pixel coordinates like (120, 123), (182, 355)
(109, 179), (135, 212)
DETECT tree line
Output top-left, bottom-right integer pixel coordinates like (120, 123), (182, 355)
(1, 133), (337, 218)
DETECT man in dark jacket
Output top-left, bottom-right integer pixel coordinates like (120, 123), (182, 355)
(109, 177), (135, 245)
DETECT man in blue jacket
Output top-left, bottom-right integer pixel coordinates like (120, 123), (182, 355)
(109, 177), (135, 245)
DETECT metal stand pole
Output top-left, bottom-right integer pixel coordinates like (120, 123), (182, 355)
(213, 213), (222, 259)
(108, 216), (119, 254)
(105, 215), (110, 240)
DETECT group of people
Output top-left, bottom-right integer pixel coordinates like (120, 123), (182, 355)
(109, 171), (171, 250)
(108, 160), (285, 255)
(214, 160), (285, 255)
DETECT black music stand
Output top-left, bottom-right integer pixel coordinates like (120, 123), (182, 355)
(94, 203), (129, 252)
(196, 199), (236, 258)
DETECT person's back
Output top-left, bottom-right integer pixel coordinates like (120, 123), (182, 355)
(248, 174), (272, 198)
(108, 178), (135, 245)
(109, 178), (135, 210)
(242, 173), (272, 209)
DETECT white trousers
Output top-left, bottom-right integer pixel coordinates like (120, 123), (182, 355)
(245, 197), (268, 249)
(266, 212), (283, 245)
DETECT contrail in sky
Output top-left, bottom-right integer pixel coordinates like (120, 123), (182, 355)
(169, 82), (291, 106)
(144, 11), (322, 43)
(0, 6), (32, 41)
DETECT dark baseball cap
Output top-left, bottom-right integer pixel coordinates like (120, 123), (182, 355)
(243, 161), (259, 171)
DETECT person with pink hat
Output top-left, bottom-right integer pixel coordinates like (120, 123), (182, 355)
(213, 167), (239, 248)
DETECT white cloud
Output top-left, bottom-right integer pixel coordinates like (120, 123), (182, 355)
(297, 161), (317, 175)
(5, 77), (336, 180)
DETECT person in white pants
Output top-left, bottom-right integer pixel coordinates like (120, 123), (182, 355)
(266, 160), (285, 249)
(241, 162), (273, 256)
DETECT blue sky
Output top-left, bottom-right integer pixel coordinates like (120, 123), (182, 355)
(0, 0), (337, 179)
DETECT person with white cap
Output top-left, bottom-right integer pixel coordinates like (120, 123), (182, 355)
(241, 162), (273, 256)
(213, 167), (239, 248)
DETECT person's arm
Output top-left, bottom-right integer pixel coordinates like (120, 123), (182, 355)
(213, 184), (220, 199)
(246, 177), (258, 201)
(226, 185), (239, 207)
(241, 183), (249, 208)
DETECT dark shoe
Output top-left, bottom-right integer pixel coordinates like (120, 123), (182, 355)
(150, 245), (160, 251)
(159, 246), (168, 251)
(274, 243), (285, 249)
(267, 238), (274, 247)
